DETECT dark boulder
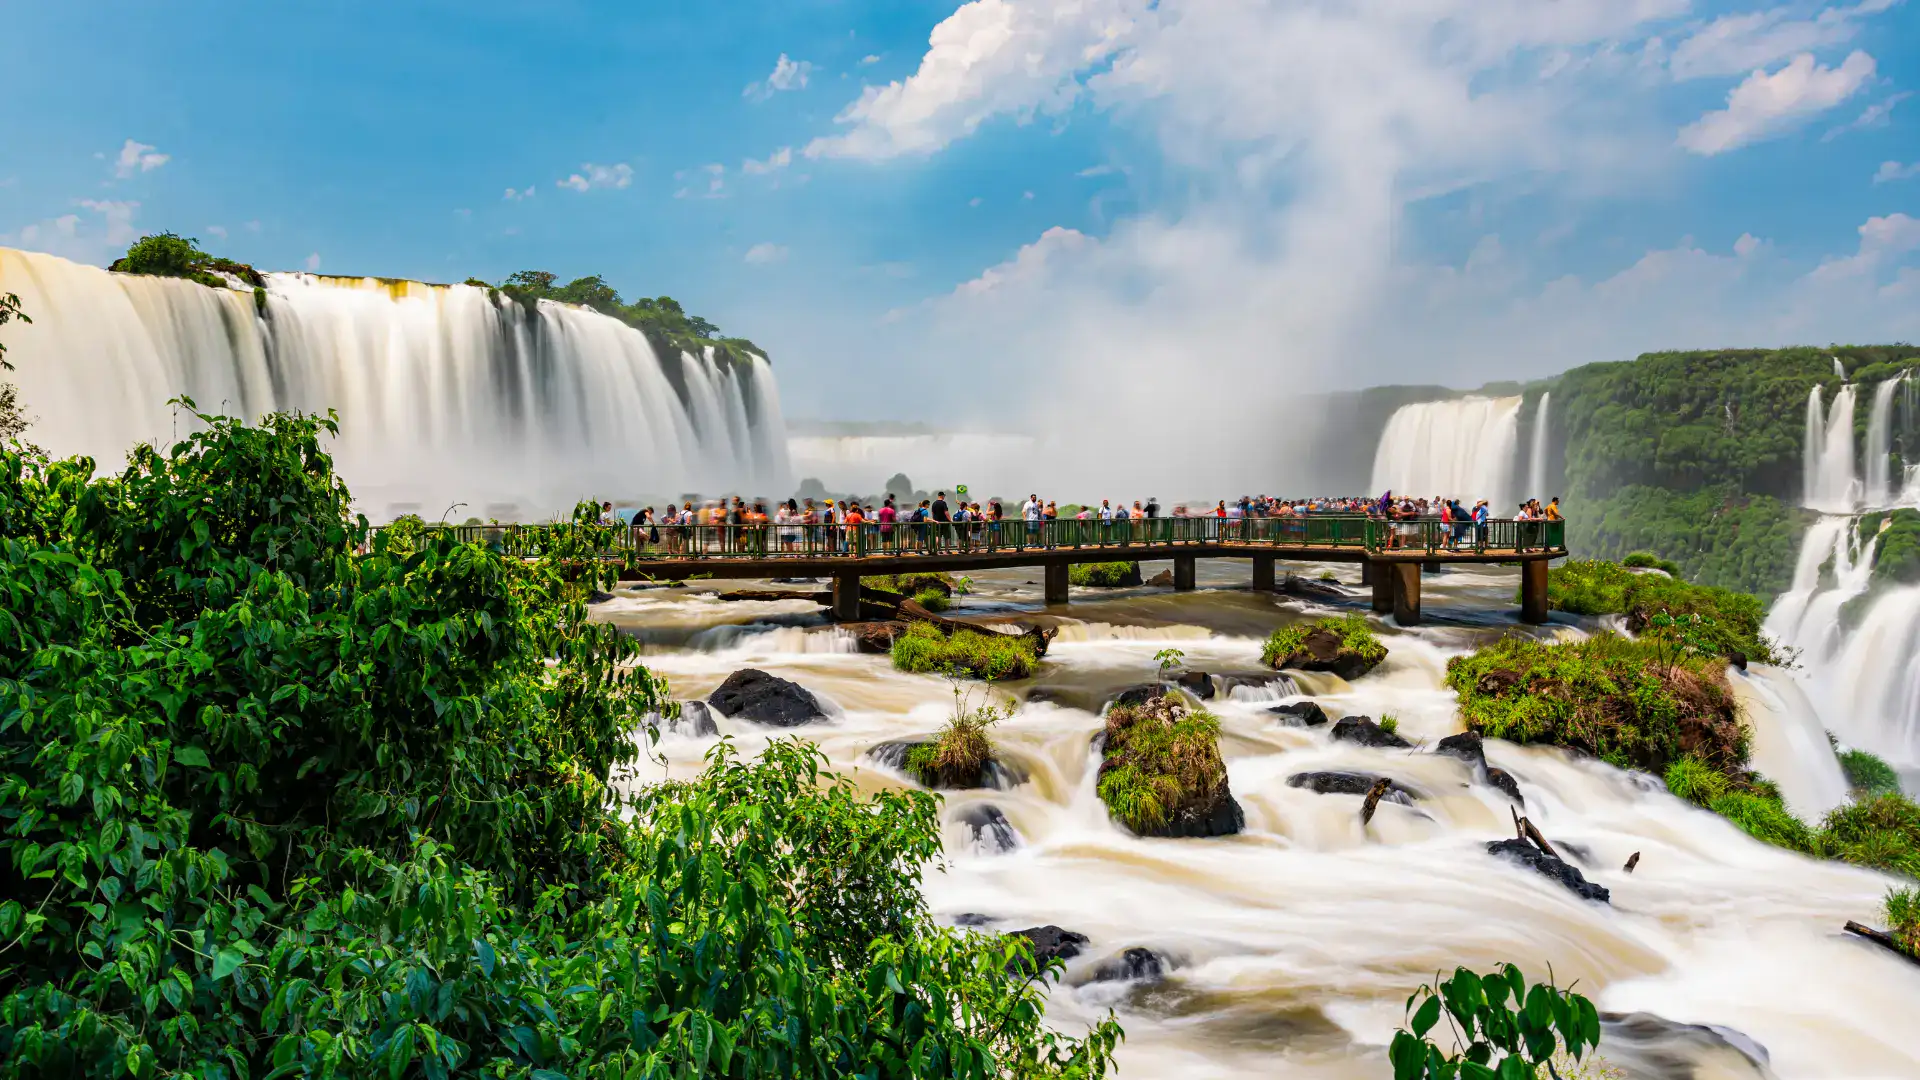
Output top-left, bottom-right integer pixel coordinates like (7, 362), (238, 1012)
(1287, 771), (1415, 804)
(1174, 670), (1216, 700)
(1149, 791), (1245, 838)
(1434, 731), (1487, 770)
(1009, 925), (1089, 972)
(587, 589), (617, 604)
(1330, 715), (1411, 749)
(1726, 650), (1749, 671)
(1270, 700), (1331, 726)
(1146, 569), (1174, 587)
(1485, 766), (1524, 803)
(1112, 684), (1163, 710)
(1268, 625), (1385, 680)
(957, 803), (1021, 853)
(951, 912), (996, 927)
(1486, 839), (1610, 903)
(707, 668), (828, 727)
(1091, 947), (1167, 983)
(1280, 573), (1348, 601)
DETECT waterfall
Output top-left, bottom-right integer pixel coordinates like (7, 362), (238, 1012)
(1865, 375), (1904, 507)
(1525, 391), (1550, 500)
(1801, 384), (1858, 512)
(1833, 356), (1846, 379)
(1368, 395), (1523, 508)
(0, 247), (789, 519)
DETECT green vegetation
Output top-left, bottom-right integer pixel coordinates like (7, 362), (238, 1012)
(1447, 634), (1746, 776)
(494, 270), (765, 368)
(1886, 887), (1920, 960)
(1621, 550), (1681, 575)
(904, 690), (1006, 789)
(913, 585), (952, 612)
(1096, 695), (1228, 834)
(1840, 747), (1903, 798)
(1069, 561), (1142, 587)
(1816, 794), (1920, 878)
(109, 231), (266, 289)
(1542, 558), (1781, 663)
(1707, 789), (1816, 851)
(1261, 613), (1387, 670)
(0, 291), (28, 442)
(1379, 714), (1401, 736)
(0, 405), (1120, 1077)
(1665, 758), (1920, 877)
(1856, 509), (1920, 586)
(1389, 964), (1603, 1080)
(890, 621), (1039, 681)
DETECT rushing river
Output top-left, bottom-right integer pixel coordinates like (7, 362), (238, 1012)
(596, 561), (1920, 1080)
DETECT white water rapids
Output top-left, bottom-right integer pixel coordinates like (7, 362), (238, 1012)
(603, 565), (1919, 1079)
(0, 247), (790, 519)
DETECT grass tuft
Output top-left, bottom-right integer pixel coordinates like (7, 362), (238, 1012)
(1885, 886), (1920, 958)
(1261, 613), (1386, 669)
(890, 621), (1038, 681)
(1069, 562), (1141, 587)
(1096, 695), (1227, 834)
(1839, 748), (1902, 798)
(904, 692), (1004, 788)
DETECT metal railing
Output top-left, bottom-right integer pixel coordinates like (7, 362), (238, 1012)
(379, 516), (1566, 560)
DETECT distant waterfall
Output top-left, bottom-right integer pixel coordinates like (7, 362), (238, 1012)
(1865, 375), (1905, 507)
(0, 248), (789, 519)
(1368, 395), (1523, 507)
(1525, 392), (1551, 501)
(1802, 384), (1858, 512)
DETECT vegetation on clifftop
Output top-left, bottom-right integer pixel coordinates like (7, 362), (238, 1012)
(109, 231), (266, 289)
(493, 269), (765, 367)
(1543, 558), (1782, 664)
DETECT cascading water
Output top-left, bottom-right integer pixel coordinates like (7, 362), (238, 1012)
(1801, 383), (1859, 512)
(1369, 395), (1523, 507)
(601, 567), (1918, 1079)
(0, 247), (790, 519)
(1865, 375), (1905, 508)
(1526, 391), (1551, 501)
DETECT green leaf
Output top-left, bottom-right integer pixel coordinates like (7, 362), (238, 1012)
(1412, 995), (1442, 1038)
(1389, 1032), (1428, 1080)
(174, 745), (210, 769)
(474, 939), (496, 978)
(213, 946), (245, 981)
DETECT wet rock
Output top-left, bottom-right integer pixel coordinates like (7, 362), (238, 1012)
(1009, 925), (1089, 972)
(1434, 731), (1487, 770)
(1485, 838), (1610, 903)
(951, 912), (996, 927)
(868, 740), (1015, 789)
(957, 803), (1021, 853)
(771, 576), (821, 584)
(1174, 670), (1216, 700)
(1156, 791), (1245, 838)
(587, 589), (617, 604)
(1280, 573), (1348, 601)
(1329, 715), (1411, 749)
(1599, 1012), (1772, 1080)
(1100, 694), (1244, 838)
(1270, 700), (1331, 726)
(672, 700), (718, 737)
(1267, 625), (1385, 680)
(1484, 766), (1524, 803)
(844, 621), (905, 653)
(1091, 947), (1167, 984)
(1287, 771), (1415, 804)
(1112, 684), (1163, 710)
(707, 668), (828, 727)
(1146, 569), (1174, 587)
(1726, 650), (1749, 671)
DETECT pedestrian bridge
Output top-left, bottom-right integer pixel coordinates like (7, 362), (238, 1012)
(429, 516), (1568, 625)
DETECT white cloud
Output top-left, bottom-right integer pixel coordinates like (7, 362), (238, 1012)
(741, 147), (793, 175)
(1875, 160), (1920, 183)
(13, 199), (140, 264)
(744, 242), (790, 265)
(968, 196), (982, 207)
(1733, 231), (1763, 256)
(1677, 51), (1875, 155)
(954, 226), (1089, 295)
(305, 253), (322, 272)
(76, 199), (139, 246)
(1824, 90), (1910, 139)
(673, 163), (727, 199)
(556, 163), (633, 192)
(112, 138), (170, 179)
(207, 224), (229, 241)
(504, 185), (536, 200)
(860, 54), (881, 65)
(745, 54), (813, 101)
(1077, 163), (1117, 177)
(1668, 0), (1896, 79)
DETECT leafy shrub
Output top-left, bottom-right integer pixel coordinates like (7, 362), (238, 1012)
(109, 232), (266, 289)
(890, 621), (1039, 680)
(912, 585), (951, 612)
(1541, 559), (1779, 663)
(1070, 561), (1142, 587)
(0, 406), (1119, 1077)
(1814, 794), (1920, 878)
(905, 691), (1005, 788)
(1840, 748), (1902, 797)
(1709, 790), (1815, 852)
(1886, 886), (1920, 958)
(1447, 633), (1746, 776)
(1261, 612), (1386, 668)
(1622, 550), (1682, 575)
(1096, 695), (1227, 834)
(1389, 963), (1602, 1080)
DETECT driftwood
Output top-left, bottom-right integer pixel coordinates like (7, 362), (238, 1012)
(1360, 777), (1393, 826)
(1623, 851), (1640, 873)
(1510, 806), (1561, 861)
(1843, 921), (1920, 966)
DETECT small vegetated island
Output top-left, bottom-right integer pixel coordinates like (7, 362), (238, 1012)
(1262, 613), (1389, 680)
(1097, 692), (1244, 838)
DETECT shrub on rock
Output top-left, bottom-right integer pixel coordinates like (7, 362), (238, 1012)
(1096, 694), (1243, 838)
(1070, 562), (1143, 588)
(891, 622), (1040, 681)
(1261, 613), (1387, 679)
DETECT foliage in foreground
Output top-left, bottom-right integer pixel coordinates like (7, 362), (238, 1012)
(1389, 964), (1602, 1080)
(1069, 562), (1141, 588)
(1886, 887), (1920, 959)
(891, 621), (1039, 681)
(0, 291), (28, 442)
(1447, 633), (1746, 777)
(1260, 613), (1387, 669)
(1096, 695), (1227, 835)
(0, 407), (1120, 1078)
(1541, 559), (1780, 664)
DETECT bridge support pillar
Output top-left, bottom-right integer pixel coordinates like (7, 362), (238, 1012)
(1251, 553), (1276, 592)
(1391, 562), (1423, 625)
(1520, 559), (1550, 624)
(1173, 555), (1196, 591)
(831, 571), (862, 621)
(1370, 562), (1394, 614)
(1423, 560), (1442, 574)
(1044, 561), (1070, 605)
(1360, 560), (1375, 586)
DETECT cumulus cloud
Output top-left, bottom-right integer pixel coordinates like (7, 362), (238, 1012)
(1875, 160), (1920, 183)
(206, 224), (229, 241)
(13, 199), (140, 264)
(745, 54), (812, 101)
(1824, 90), (1910, 139)
(1677, 51), (1875, 155)
(741, 147), (793, 175)
(112, 139), (169, 179)
(860, 54), (881, 65)
(1668, 0), (1895, 79)
(744, 242), (790, 265)
(504, 185), (536, 200)
(674, 164), (727, 199)
(556, 163), (633, 192)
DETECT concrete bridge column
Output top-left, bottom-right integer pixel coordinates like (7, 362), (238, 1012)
(831, 570), (862, 621)
(1370, 562), (1394, 614)
(1251, 553), (1276, 592)
(1044, 561), (1071, 605)
(1391, 562), (1423, 625)
(1173, 555), (1196, 591)
(1520, 559), (1550, 624)
(1360, 560), (1375, 586)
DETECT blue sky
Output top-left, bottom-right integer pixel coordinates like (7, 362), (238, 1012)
(4, 1), (1918, 421)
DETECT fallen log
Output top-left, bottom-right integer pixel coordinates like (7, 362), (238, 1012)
(715, 589), (833, 603)
(1511, 806), (1561, 861)
(1843, 921), (1920, 965)
(1360, 777), (1393, 825)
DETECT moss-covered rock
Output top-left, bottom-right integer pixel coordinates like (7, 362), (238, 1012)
(890, 622), (1039, 681)
(1069, 562), (1142, 588)
(1096, 695), (1242, 838)
(1261, 614), (1386, 680)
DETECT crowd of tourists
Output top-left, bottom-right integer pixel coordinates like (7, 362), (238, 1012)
(594, 490), (1561, 554)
